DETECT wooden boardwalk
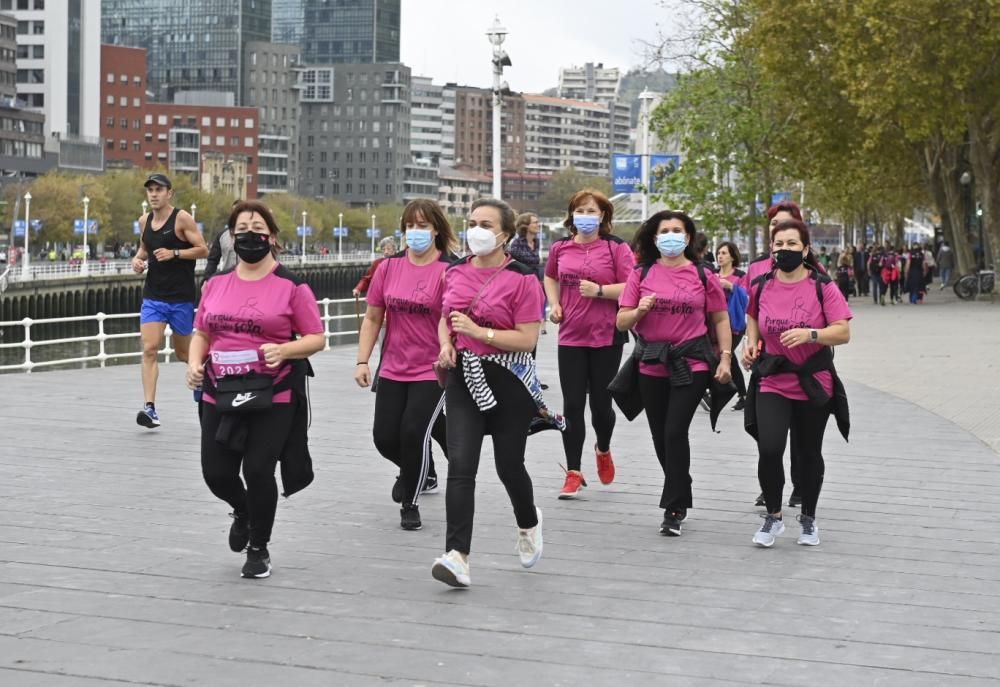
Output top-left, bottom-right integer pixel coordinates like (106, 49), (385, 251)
(1, 296), (999, 686)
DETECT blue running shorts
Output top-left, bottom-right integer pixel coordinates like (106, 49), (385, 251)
(140, 299), (195, 336)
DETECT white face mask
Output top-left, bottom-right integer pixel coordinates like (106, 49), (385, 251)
(467, 226), (501, 256)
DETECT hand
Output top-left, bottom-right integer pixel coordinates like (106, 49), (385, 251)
(131, 256), (146, 274)
(779, 328), (812, 349)
(153, 247), (174, 262)
(438, 342), (457, 369)
(714, 358), (732, 385)
(186, 362), (204, 390)
(636, 294), (657, 319)
(354, 362), (372, 388)
(448, 311), (485, 340)
(579, 279), (600, 298)
(742, 340), (762, 370)
(352, 288), (360, 297)
(260, 343), (286, 369)
(721, 279), (734, 291)
(549, 304), (564, 324)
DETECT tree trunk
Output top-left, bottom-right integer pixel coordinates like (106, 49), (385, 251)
(933, 142), (976, 274)
(968, 113), (1000, 271)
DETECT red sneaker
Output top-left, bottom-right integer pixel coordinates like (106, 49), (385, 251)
(558, 470), (587, 499)
(595, 445), (615, 485)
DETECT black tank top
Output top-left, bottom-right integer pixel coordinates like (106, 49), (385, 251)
(142, 208), (196, 302)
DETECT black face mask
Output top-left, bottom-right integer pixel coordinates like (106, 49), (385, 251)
(234, 231), (272, 264)
(774, 249), (805, 273)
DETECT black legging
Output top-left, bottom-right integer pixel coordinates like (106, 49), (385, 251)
(639, 371), (709, 512)
(444, 359), (538, 554)
(731, 332), (747, 399)
(755, 392), (830, 518)
(557, 343), (623, 471)
(372, 377), (445, 505)
(201, 402), (295, 548)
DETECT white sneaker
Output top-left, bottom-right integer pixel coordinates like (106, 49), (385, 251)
(516, 507), (543, 568)
(796, 514), (820, 546)
(752, 513), (785, 547)
(431, 550), (470, 588)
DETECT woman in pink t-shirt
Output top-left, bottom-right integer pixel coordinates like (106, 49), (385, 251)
(354, 199), (457, 532)
(186, 201), (326, 580)
(544, 189), (635, 498)
(430, 198), (546, 589)
(617, 210), (732, 536)
(743, 218), (852, 549)
(717, 241), (748, 410)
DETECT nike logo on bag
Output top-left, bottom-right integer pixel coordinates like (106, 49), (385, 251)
(231, 393), (257, 407)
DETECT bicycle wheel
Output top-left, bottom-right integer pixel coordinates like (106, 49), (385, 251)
(954, 275), (978, 300)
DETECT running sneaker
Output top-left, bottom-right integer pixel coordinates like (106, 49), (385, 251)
(432, 550), (471, 588)
(659, 510), (686, 536)
(796, 514), (820, 546)
(400, 503), (422, 531)
(421, 474), (438, 494)
(391, 475), (403, 504)
(136, 405), (160, 429)
(752, 514), (785, 547)
(595, 444), (615, 485)
(228, 511), (249, 552)
(516, 507), (543, 568)
(241, 546), (271, 578)
(754, 492), (766, 507)
(558, 469), (587, 499)
(788, 490), (803, 508)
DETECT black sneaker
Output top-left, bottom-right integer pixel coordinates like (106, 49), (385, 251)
(754, 492), (765, 507)
(400, 503), (422, 531)
(788, 490), (802, 508)
(241, 546), (271, 578)
(421, 474), (438, 493)
(228, 511), (249, 552)
(391, 474), (403, 503)
(659, 510), (685, 536)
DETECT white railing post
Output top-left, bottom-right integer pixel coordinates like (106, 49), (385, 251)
(96, 312), (108, 368)
(21, 317), (33, 373)
(322, 298), (332, 350)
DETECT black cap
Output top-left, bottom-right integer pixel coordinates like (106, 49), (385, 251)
(144, 173), (172, 189)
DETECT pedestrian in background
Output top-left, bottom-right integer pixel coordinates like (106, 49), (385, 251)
(717, 241), (748, 410)
(936, 240), (955, 288)
(510, 212), (551, 387)
(836, 253), (854, 300)
(353, 237), (398, 297)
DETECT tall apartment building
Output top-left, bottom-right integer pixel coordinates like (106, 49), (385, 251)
(297, 62), (410, 205)
(101, 44), (260, 198)
(524, 94), (630, 177)
(453, 86), (525, 176)
(410, 76), (443, 165)
(301, 0), (400, 64)
(271, 0), (305, 44)
(7, 0), (102, 168)
(101, 0), (271, 105)
(243, 41), (301, 194)
(0, 11), (46, 179)
(0, 10), (14, 100)
(559, 63), (621, 103)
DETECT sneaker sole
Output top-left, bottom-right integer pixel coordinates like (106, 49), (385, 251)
(797, 538), (820, 546)
(752, 537), (776, 547)
(557, 492), (581, 500)
(136, 412), (159, 428)
(401, 523), (422, 531)
(431, 561), (469, 588)
(660, 526), (682, 536)
(241, 566), (271, 579)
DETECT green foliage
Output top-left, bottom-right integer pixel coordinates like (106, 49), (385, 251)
(537, 166), (613, 217)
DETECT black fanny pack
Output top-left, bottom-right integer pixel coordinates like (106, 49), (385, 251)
(213, 371), (274, 413)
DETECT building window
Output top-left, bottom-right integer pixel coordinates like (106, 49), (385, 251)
(133, 141), (140, 151)
(158, 152), (167, 160)
(133, 119), (140, 129)
(133, 98), (140, 107)
(244, 137), (253, 147)
(202, 116), (210, 127)
(145, 152), (153, 160)
(158, 115), (167, 125)
(230, 118), (239, 127)
(134, 76), (141, 86)
(120, 140), (127, 150)
(106, 117), (114, 128)
(215, 136), (224, 146)
(245, 118), (253, 129)
(120, 74), (127, 83)
(145, 114), (153, 125)
(106, 139), (114, 149)
(106, 95), (114, 105)
(120, 97), (127, 107)
(106, 73), (114, 83)
(216, 117), (224, 127)
(230, 136), (239, 146)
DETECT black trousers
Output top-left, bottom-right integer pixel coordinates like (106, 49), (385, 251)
(444, 361), (538, 554)
(639, 371), (709, 512)
(200, 402), (295, 548)
(557, 343), (623, 471)
(372, 377), (445, 504)
(756, 392), (830, 517)
(731, 332), (747, 399)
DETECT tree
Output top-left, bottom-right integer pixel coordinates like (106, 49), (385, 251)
(537, 166), (612, 217)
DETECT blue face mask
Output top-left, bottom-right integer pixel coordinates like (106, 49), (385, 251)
(573, 214), (600, 235)
(656, 232), (687, 257)
(405, 227), (433, 254)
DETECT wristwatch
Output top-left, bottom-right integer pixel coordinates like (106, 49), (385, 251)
(173, 249), (180, 259)
(486, 328), (496, 343)
(809, 329), (818, 342)
(597, 284), (604, 298)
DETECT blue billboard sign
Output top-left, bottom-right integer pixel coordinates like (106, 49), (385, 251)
(73, 219), (98, 235)
(296, 225), (314, 237)
(133, 221), (142, 235)
(771, 192), (792, 204)
(333, 226), (349, 238)
(366, 228), (381, 238)
(612, 154), (642, 193)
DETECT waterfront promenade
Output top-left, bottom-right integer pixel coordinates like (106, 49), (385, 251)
(1, 291), (999, 686)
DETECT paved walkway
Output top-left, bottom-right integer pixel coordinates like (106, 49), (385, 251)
(1, 298), (999, 686)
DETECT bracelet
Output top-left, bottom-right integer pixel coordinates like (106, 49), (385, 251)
(356, 361), (368, 366)
(721, 350), (732, 356)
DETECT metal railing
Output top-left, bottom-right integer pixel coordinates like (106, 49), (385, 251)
(0, 264), (9, 294)
(0, 297), (365, 373)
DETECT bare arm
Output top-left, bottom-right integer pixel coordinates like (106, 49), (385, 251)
(175, 211), (209, 259)
(544, 275), (562, 322)
(353, 305), (385, 387)
(261, 333), (326, 369)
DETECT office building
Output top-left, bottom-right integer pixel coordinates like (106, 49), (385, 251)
(271, 0), (305, 44)
(297, 62), (410, 205)
(101, 0), (271, 105)
(453, 86), (525, 176)
(524, 94), (630, 177)
(559, 62), (622, 103)
(0, 11), (15, 100)
(301, 0), (400, 64)
(243, 41), (302, 194)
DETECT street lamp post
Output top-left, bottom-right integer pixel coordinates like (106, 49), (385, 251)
(337, 211), (343, 260)
(638, 88), (657, 221)
(301, 210), (308, 266)
(190, 203), (197, 222)
(21, 191), (31, 281)
(81, 195), (90, 276)
(370, 214), (377, 255)
(486, 17), (511, 200)
(960, 171), (974, 267)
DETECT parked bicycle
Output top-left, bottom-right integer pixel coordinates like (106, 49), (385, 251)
(954, 266), (996, 300)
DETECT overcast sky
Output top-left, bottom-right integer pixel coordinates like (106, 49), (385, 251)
(400, 0), (674, 93)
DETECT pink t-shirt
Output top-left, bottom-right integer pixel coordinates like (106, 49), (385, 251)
(746, 255), (773, 285)
(545, 236), (634, 348)
(719, 269), (746, 291)
(442, 259), (544, 356)
(196, 265), (324, 404)
(748, 274), (853, 400)
(367, 253), (449, 383)
(619, 262), (728, 378)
